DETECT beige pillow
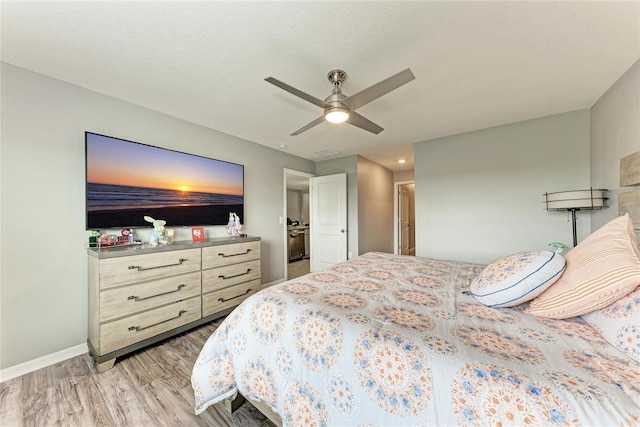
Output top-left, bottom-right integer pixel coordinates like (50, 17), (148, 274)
(527, 213), (640, 319)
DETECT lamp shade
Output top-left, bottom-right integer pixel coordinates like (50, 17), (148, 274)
(545, 189), (607, 211)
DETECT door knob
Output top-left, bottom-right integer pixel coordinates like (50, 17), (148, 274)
(341, 229), (345, 233)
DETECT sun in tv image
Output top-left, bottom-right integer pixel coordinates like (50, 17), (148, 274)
(85, 132), (244, 229)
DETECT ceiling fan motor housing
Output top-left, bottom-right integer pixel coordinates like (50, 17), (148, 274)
(324, 92), (349, 123)
(324, 70), (349, 122)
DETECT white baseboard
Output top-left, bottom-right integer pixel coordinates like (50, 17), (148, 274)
(0, 343), (88, 383)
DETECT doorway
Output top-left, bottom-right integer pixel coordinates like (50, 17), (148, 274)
(284, 169), (314, 280)
(395, 181), (415, 255)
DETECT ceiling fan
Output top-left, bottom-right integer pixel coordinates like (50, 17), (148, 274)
(265, 68), (415, 136)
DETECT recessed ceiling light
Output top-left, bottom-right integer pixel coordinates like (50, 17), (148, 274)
(278, 143), (287, 149)
(398, 159), (406, 164)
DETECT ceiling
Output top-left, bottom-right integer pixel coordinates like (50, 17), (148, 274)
(2, 1), (639, 172)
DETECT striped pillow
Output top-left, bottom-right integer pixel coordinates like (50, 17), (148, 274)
(527, 213), (640, 319)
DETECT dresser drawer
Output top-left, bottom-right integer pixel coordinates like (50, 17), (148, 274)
(100, 296), (201, 354)
(202, 259), (260, 293)
(99, 272), (201, 322)
(202, 241), (260, 269)
(202, 279), (260, 317)
(99, 248), (201, 289)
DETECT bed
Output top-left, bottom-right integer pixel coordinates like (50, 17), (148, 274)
(191, 152), (640, 426)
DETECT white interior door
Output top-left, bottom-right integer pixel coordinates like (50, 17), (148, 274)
(310, 173), (347, 272)
(399, 186), (410, 255)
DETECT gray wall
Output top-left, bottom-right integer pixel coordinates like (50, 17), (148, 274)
(357, 156), (394, 254)
(394, 169), (415, 182)
(316, 155), (395, 257)
(0, 63), (315, 369)
(287, 189), (302, 222)
(590, 59), (640, 230)
(414, 110), (591, 264)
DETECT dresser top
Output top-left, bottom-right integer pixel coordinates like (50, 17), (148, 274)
(87, 236), (261, 259)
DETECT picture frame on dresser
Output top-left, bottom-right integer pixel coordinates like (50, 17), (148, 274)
(87, 236), (261, 372)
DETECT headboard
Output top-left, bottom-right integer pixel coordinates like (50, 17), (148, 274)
(619, 150), (640, 241)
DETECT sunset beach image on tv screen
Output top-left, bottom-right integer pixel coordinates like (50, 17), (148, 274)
(85, 133), (244, 229)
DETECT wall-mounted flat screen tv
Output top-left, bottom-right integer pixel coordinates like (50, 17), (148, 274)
(85, 132), (244, 230)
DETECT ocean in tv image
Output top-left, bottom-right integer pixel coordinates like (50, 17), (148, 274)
(86, 133), (244, 229)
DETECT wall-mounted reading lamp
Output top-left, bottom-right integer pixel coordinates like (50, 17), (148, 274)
(544, 188), (607, 247)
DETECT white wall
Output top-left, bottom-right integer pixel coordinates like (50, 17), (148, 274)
(590, 59), (640, 231)
(0, 63), (315, 369)
(414, 110), (591, 264)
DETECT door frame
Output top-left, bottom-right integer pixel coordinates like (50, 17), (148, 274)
(283, 169), (315, 280)
(393, 180), (415, 255)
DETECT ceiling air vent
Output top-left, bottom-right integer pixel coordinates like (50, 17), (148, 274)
(314, 148), (342, 157)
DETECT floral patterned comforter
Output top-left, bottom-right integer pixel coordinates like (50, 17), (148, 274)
(191, 252), (640, 426)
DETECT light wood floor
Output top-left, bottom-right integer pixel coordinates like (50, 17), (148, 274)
(287, 258), (309, 280)
(0, 318), (275, 427)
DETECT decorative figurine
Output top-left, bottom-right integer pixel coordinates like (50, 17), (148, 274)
(159, 228), (174, 244)
(233, 213), (243, 235)
(144, 216), (166, 245)
(226, 212), (235, 236)
(118, 229), (133, 245)
(225, 212), (243, 236)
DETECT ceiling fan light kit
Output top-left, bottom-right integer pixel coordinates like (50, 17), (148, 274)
(325, 106), (349, 123)
(265, 68), (415, 135)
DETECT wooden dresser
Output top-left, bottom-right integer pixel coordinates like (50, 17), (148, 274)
(87, 236), (261, 372)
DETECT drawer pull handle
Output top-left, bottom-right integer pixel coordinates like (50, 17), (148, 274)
(217, 289), (253, 303)
(218, 249), (251, 258)
(127, 284), (186, 302)
(218, 269), (251, 280)
(128, 310), (187, 332)
(128, 258), (188, 271)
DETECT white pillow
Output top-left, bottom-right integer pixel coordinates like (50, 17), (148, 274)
(582, 285), (640, 363)
(470, 251), (566, 308)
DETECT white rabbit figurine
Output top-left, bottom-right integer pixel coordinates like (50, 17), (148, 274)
(144, 216), (166, 245)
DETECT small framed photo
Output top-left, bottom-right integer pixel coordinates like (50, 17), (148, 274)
(191, 227), (205, 242)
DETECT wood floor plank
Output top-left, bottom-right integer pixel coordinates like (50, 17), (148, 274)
(139, 376), (213, 426)
(22, 377), (114, 427)
(2, 319), (269, 427)
(145, 343), (195, 390)
(93, 365), (157, 426)
(20, 361), (55, 397)
(115, 347), (169, 388)
(0, 377), (22, 426)
(72, 376), (116, 427)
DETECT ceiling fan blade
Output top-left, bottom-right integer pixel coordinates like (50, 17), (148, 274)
(342, 68), (415, 110)
(291, 116), (325, 136)
(347, 111), (384, 135)
(265, 77), (327, 108)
